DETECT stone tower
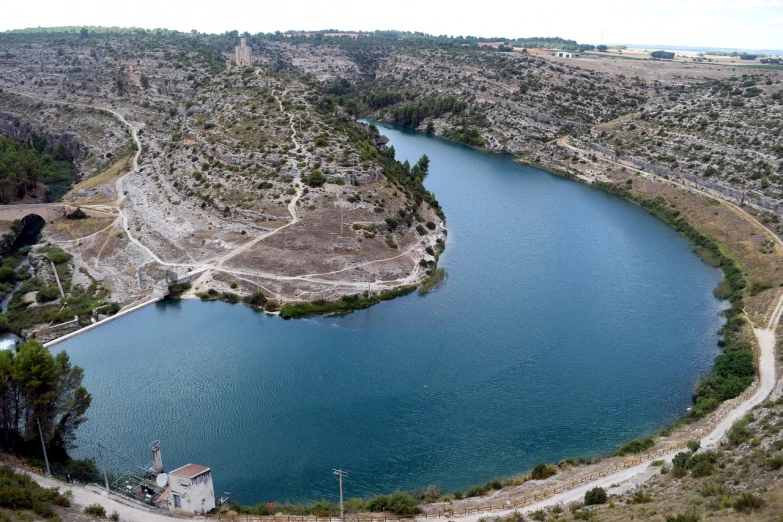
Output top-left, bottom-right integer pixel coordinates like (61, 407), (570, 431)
(235, 38), (252, 67)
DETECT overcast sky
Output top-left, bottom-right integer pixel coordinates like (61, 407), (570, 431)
(3, 0), (782, 51)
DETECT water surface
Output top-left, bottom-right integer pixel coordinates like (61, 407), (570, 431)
(61, 123), (725, 504)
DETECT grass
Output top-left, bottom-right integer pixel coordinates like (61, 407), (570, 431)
(418, 268), (446, 294)
(65, 154), (131, 197)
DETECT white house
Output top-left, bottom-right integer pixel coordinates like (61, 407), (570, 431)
(554, 51), (579, 58)
(165, 464), (215, 514)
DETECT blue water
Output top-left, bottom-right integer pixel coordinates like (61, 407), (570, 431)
(61, 122), (725, 505)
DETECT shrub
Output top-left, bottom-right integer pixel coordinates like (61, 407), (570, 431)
(84, 504), (107, 517)
(584, 487), (608, 505)
(690, 458), (714, 478)
(487, 478), (503, 490)
(766, 456), (783, 470)
(732, 492), (765, 512)
(65, 207), (88, 220)
(614, 436), (656, 456)
(307, 169), (326, 187)
(629, 489), (651, 504)
(686, 440), (701, 453)
(465, 485), (488, 497)
(365, 491), (420, 515)
(530, 462), (556, 480)
(315, 137), (328, 147)
(727, 416), (753, 446)
(109, 510), (120, 521)
(46, 250), (72, 265)
(243, 291), (267, 306)
(36, 285), (61, 303)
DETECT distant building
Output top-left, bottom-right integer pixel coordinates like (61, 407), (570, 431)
(235, 38), (253, 66)
(553, 52), (579, 59)
(165, 464), (215, 514)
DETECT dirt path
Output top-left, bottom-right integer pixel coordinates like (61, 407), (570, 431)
(7, 90), (423, 297)
(16, 467), (186, 522)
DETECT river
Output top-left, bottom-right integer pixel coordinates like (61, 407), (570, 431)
(59, 122), (726, 505)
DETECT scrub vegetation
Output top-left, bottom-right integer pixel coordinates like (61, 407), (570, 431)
(0, 135), (76, 203)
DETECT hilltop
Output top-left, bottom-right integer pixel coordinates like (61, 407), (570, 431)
(0, 29), (446, 338)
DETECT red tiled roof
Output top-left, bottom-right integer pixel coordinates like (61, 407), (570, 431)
(169, 464), (211, 479)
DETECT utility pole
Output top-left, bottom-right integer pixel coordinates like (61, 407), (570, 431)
(333, 469), (346, 522)
(36, 419), (51, 476)
(98, 443), (110, 492)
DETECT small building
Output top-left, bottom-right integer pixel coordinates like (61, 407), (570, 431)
(165, 464), (215, 514)
(553, 51), (579, 59)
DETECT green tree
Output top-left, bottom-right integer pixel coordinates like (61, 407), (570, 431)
(416, 154), (430, 178)
(0, 341), (91, 456)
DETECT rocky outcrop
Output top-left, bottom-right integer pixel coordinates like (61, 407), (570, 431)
(0, 111), (87, 163)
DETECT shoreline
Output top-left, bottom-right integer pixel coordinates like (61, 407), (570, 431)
(22, 120), (781, 515)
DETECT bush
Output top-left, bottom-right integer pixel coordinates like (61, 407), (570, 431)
(672, 451), (716, 478)
(84, 504), (107, 517)
(109, 510), (120, 521)
(307, 169), (326, 187)
(530, 462), (556, 480)
(36, 285), (61, 303)
(65, 207), (88, 220)
(686, 440), (700, 453)
(465, 485), (488, 497)
(614, 436), (656, 456)
(46, 249), (72, 265)
(727, 416), (753, 446)
(732, 492), (765, 512)
(243, 291), (267, 306)
(584, 487), (607, 506)
(365, 491), (420, 515)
